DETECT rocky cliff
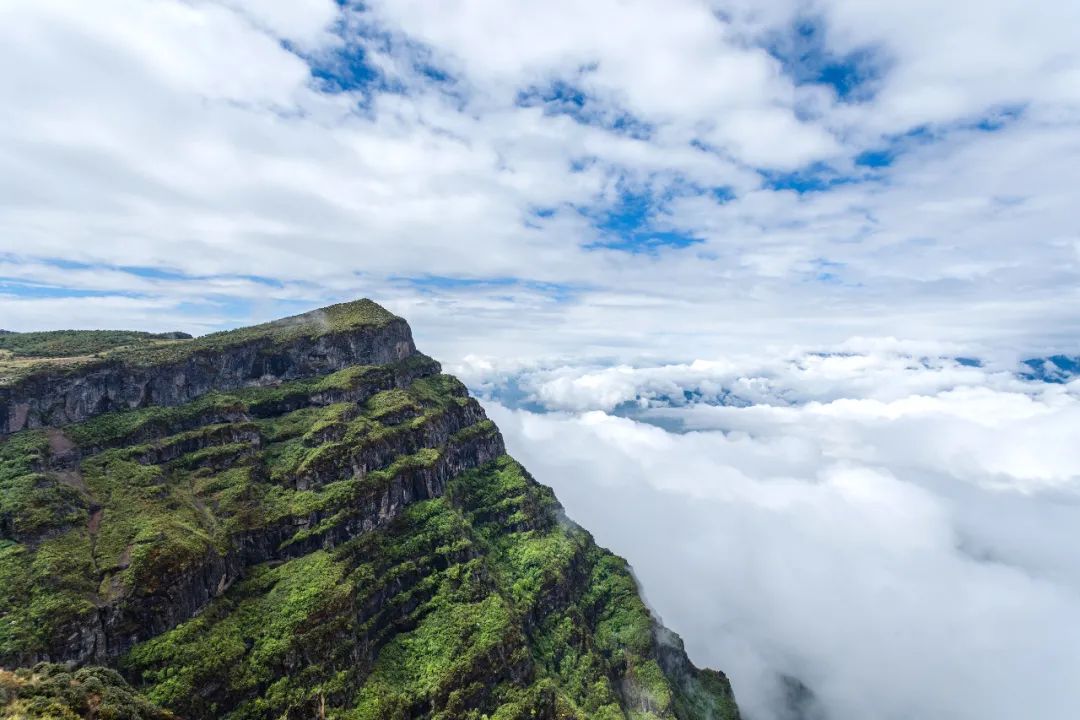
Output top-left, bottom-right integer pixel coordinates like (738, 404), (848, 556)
(0, 301), (411, 434)
(0, 300), (738, 720)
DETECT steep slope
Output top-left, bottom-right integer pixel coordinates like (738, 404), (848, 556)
(0, 300), (738, 720)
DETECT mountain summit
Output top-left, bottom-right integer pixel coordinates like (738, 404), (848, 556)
(0, 300), (738, 719)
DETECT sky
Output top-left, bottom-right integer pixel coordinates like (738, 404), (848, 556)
(2, 1), (1079, 719)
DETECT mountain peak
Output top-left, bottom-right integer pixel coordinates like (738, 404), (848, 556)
(0, 299), (418, 434)
(0, 301), (738, 719)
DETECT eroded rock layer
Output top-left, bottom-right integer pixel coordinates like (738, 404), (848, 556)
(0, 300), (738, 720)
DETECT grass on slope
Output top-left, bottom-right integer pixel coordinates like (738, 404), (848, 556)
(0, 330), (189, 359)
(114, 299), (399, 368)
(0, 361), (459, 663)
(121, 456), (718, 720)
(0, 299), (399, 385)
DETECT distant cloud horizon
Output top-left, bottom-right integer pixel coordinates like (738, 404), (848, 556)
(480, 349), (1080, 720)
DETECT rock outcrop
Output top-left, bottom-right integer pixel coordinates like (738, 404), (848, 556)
(0, 301), (413, 434)
(0, 300), (738, 720)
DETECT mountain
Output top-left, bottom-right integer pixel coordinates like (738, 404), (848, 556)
(0, 300), (738, 720)
(1019, 355), (1080, 383)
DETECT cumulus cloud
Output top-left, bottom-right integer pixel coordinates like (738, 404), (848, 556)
(485, 354), (1080, 719)
(0, 0), (1078, 366)
(453, 340), (1032, 413)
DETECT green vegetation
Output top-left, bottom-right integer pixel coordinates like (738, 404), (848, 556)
(81, 449), (216, 593)
(0, 664), (174, 719)
(0, 430), (86, 538)
(116, 299), (398, 368)
(63, 358), (438, 451)
(0, 330), (189, 359)
(117, 455), (736, 719)
(125, 551), (352, 718)
(0, 532), (98, 670)
(0, 330), (192, 387)
(0, 299), (400, 385)
(0, 364), (475, 663)
(0, 302), (737, 719)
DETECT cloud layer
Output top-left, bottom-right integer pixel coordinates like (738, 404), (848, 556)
(484, 352), (1080, 720)
(1, 0), (1079, 364)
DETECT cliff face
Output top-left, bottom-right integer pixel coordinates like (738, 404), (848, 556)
(0, 300), (738, 720)
(0, 301), (413, 434)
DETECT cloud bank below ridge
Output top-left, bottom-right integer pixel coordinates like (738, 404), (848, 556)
(478, 349), (1080, 720)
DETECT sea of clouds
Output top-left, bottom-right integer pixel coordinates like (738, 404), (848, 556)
(452, 347), (1080, 720)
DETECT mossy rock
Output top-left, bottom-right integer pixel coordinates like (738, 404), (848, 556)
(0, 300), (738, 720)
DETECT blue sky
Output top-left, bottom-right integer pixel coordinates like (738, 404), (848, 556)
(1, 0), (1078, 368)
(2, 3), (1080, 719)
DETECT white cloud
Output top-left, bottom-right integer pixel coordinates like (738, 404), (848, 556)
(486, 354), (1080, 719)
(364, 0), (840, 167)
(0, 0), (1078, 366)
(219, 0), (341, 49)
(456, 343), (1032, 413)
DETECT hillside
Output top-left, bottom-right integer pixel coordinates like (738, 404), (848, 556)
(0, 300), (738, 719)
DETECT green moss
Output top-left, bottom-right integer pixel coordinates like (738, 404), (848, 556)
(0, 431), (47, 475)
(79, 449), (218, 593)
(364, 447), (441, 490)
(0, 530), (97, 660)
(257, 405), (325, 443)
(64, 360), (426, 454)
(406, 374), (468, 403)
(0, 330), (186, 359)
(586, 551), (655, 659)
(448, 455), (559, 540)
(529, 613), (624, 717)
(363, 388), (419, 420)
(192, 467), (257, 520)
(65, 392), (246, 450)
(114, 454), (736, 719)
(0, 431), (87, 537)
(0, 543), (37, 658)
(352, 594), (518, 718)
(624, 659), (674, 719)
(1, 311), (737, 720)
(451, 419), (498, 444)
(168, 440), (253, 471)
(1, 300), (400, 387)
(0, 364), (469, 662)
(117, 300), (397, 368)
(125, 551), (351, 718)
(501, 531), (578, 606)
(269, 478), (367, 548)
(301, 402), (357, 442)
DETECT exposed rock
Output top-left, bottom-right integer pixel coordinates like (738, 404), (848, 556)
(0, 299), (739, 720)
(0, 301), (415, 434)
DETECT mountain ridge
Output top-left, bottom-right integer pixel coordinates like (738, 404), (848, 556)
(0, 299), (738, 720)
